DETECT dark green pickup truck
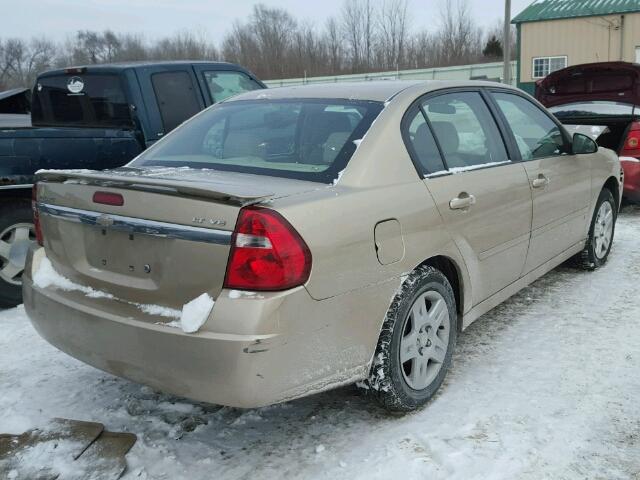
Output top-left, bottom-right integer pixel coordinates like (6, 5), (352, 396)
(0, 61), (265, 306)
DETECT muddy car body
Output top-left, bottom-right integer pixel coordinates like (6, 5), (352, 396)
(24, 81), (621, 411)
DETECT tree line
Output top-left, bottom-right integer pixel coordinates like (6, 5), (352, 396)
(0, 0), (514, 90)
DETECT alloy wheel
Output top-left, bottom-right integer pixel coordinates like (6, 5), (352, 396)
(0, 223), (36, 286)
(593, 201), (614, 260)
(399, 290), (451, 390)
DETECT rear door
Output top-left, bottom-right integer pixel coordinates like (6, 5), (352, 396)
(490, 90), (591, 273)
(137, 65), (205, 142)
(407, 89), (532, 305)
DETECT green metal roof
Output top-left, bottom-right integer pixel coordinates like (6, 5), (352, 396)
(512, 0), (640, 24)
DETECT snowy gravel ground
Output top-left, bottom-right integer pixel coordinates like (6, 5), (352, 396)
(1, 205), (640, 480)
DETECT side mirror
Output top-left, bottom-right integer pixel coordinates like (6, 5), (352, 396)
(572, 133), (598, 154)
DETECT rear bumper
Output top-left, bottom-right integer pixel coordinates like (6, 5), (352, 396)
(22, 249), (391, 408)
(621, 158), (640, 202)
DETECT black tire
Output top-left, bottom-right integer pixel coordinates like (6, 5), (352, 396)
(0, 199), (35, 308)
(574, 188), (616, 270)
(361, 265), (457, 413)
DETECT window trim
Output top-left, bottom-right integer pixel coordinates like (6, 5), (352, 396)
(531, 55), (568, 79)
(401, 87), (515, 178)
(485, 87), (573, 162)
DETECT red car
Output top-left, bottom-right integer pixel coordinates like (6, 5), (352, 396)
(536, 62), (640, 202)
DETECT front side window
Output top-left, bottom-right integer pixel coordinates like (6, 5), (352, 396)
(493, 92), (567, 160)
(202, 71), (262, 103)
(131, 99), (383, 183)
(533, 56), (567, 79)
(31, 74), (132, 128)
(421, 92), (508, 169)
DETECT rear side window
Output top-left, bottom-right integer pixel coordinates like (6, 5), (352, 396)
(422, 92), (508, 169)
(131, 99), (384, 183)
(31, 74), (132, 128)
(151, 71), (201, 133)
(202, 71), (262, 103)
(493, 92), (566, 160)
(404, 108), (446, 175)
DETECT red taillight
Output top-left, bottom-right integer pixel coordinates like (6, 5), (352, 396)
(93, 191), (124, 206)
(621, 122), (640, 157)
(32, 184), (44, 246)
(224, 207), (312, 291)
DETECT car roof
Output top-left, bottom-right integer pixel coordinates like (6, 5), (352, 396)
(228, 80), (519, 103)
(38, 60), (243, 77)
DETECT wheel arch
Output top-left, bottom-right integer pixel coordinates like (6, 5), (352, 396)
(603, 176), (620, 211)
(418, 255), (465, 331)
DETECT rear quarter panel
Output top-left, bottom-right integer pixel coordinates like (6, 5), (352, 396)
(587, 147), (622, 227)
(269, 89), (472, 312)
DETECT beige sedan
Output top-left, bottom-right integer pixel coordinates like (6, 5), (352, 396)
(24, 81), (621, 412)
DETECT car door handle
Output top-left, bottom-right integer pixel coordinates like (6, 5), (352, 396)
(449, 193), (476, 210)
(532, 175), (549, 189)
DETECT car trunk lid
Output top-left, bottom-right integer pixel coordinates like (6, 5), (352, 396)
(536, 62), (640, 109)
(34, 167), (319, 310)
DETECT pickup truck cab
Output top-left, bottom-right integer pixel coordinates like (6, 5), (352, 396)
(0, 61), (265, 307)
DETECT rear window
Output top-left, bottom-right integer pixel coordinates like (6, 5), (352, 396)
(131, 99), (384, 183)
(549, 101), (636, 119)
(31, 74), (132, 128)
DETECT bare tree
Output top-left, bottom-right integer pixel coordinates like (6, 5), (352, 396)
(341, 0), (374, 71)
(0, 37), (57, 89)
(324, 17), (343, 74)
(378, 0), (410, 70)
(436, 0), (483, 66)
(151, 30), (217, 61)
(252, 4), (296, 78)
(0, 0), (506, 89)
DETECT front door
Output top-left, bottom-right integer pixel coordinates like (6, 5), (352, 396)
(490, 91), (591, 273)
(408, 90), (533, 305)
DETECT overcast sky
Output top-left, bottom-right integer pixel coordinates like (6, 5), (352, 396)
(5, 0), (533, 44)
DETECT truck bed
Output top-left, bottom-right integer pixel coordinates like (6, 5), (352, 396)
(0, 127), (143, 184)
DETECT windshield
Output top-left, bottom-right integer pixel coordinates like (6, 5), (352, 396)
(31, 74), (133, 128)
(549, 101), (637, 119)
(130, 99), (384, 183)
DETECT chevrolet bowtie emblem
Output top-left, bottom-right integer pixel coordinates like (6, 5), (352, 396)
(96, 215), (115, 227)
